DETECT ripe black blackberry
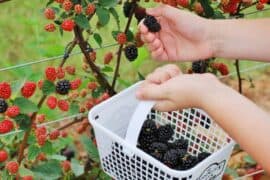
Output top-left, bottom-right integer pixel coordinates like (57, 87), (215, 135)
(192, 60), (207, 73)
(125, 45), (138, 61)
(135, 6), (146, 22)
(60, 148), (75, 161)
(123, 1), (133, 18)
(149, 142), (168, 161)
(143, 15), (161, 32)
(163, 149), (186, 168)
(168, 137), (189, 151)
(197, 152), (210, 162)
(141, 119), (157, 136)
(157, 124), (174, 142)
(0, 98), (8, 113)
(56, 80), (71, 95)
(178, 155), (198, 170)
(138, 133), (157, 152)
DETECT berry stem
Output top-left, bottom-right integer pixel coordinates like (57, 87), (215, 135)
(56, 117), (84, 131)
(235, 59), (243, 94)
(73, 25), (116, 96)
(0, 0), (11, 3)
(17, 40), (77, 164)
(112, 0), (137, 89)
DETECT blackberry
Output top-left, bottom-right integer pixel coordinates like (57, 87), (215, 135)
(56, 80), (71, 95)
(60, 148), (75, 161)
(168, 137), (189, 151)
(178, 155), (198, 170)
(0, 98), (8, 113)
(197, 152), (210, 162)
(123, 1), (133, 18)
(138, 133), (157, 152)
(141, 119), (157, 136)
(149, 142), (168, 161)
(163, 149), (186, 168)
(135, 6), (146, 22)
(157, 124), (174, 142)
(125, 45), (138, 61)
(143, 15), (161, 33)
(192, 60), (207, 73)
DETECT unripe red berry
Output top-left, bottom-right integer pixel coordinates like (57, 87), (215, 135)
(5, 161), (19, 174)
(0, 82), (12, 99)
(5, 106), (20, 118)
(70, 79), (82, 90)
(63, 0), (73, 11)
(86, 3), (96, 15)
(44, 23), (56, 32)
(44, 8), (55, 20)
(104, 52), (113, 64)
(61, 19), (75, 32)
(57, 67), (65, 79)
(45, 66), (57, 81)
(116, 32), (127, 45)
(35, 126), (47, 137)
(55, 0), (64, 3)
(38, 80), (43, 89)
(87, 82), (97, 90)
(37, 134), (47, 146)
(37, 114), (46, 123)
(256, 2), (264, 10)
(37, 153), (47, 161)
(21, 81), (36, 98)
(80, 89), (88, 98)
(22, 176), (34, 180)
(0, 119), (14, 134)
(46, 96), (58, 109)
(0, 150), (8, 162)
(74, 4), (82, 14)
(61, 160), (71, 172)
(49, 130), (60, 140)
(85, 100), (94, 110)
(194, 2), (204, 14)
(58, 100), (69, 111)
(61, 131), (68, 138)
(176, 0), (189, 7)
(65, 66), (76, 75)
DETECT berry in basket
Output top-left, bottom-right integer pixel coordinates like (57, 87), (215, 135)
(137, 119), (211, 170)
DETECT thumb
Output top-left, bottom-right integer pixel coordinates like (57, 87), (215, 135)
(146, 4), (176, 18)
(136, 83), (168, 101)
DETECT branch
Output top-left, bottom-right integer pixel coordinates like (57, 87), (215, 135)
(73, 26), (116, 96)
(0, 0), (11, 3)
(56, 117), (84, 131)
(112, 0), (137, 89)
(17, 40), (77, 164)
(235, 59), (243, 94)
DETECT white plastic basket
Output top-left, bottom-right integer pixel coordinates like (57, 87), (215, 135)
(88, 82), (235, 180)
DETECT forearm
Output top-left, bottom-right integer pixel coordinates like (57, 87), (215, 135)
(202, 84), (270, 172)
(208, 19), (270, 61)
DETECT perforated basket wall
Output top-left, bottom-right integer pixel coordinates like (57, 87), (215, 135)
(89, 83), (234, 180)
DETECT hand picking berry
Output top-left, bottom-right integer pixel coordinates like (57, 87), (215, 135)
(143, 15), (161, 33)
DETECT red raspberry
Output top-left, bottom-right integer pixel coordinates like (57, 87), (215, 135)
(63, 0), (73, 11)
(194, 2), (204, 14)
(45, 66), (57, 81)
(38, 80), (43, 89)
(0, 150), (8, 162)
(87, 82), (97, 90)
(37, 114), (46, 123)
(176, 0), (189, 7)
(22, 176), (34, 180)
(57, 67), (65, 79)
(116, 32), (127, 45)
(21, 81), (36, 98)
(218, 63), (229, 75)
(46, 96), (58, 109)
(49, 130), (60, 140)
(61, 19), (75, 31)
(35, 126), (47, 137)
(5, 106), (20, 118)
(55, 0), (64, 3)
(0, 82), (11, 99)
(37, 134), (47, 146)
(86, 3), (96, 15)
(74, 4), (82, 14)
(58, 100), (69, 111)
(256, 2), (264, 10)
(70, 79), (82, 90)
(104, 52), (113, 64)
(44, 23), (56, 32)
(37, 153), (47, 161)
(0, 119), (14, 134)
(44, 8), (55, 20)
(61, 160), (71, 172)
(5, 161), (19, 174)
(65, 65), (76, 75)
(61, 131), (68, 138)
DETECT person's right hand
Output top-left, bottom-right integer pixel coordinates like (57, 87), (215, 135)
(139, 5), (215, 62)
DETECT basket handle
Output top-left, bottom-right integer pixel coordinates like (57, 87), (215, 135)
(125, 100), (155, 147)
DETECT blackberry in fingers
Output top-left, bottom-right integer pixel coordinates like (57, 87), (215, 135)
(0, 98), (8, 113)
(143, 15), (161, 33)
(125, 45), (138, 61)
(56, 80), (71, 95)
(192, 60), (207, 73)
(157, 124), (174, 142)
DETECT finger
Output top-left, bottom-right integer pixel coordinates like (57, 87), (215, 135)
(136, 83), (168, 100)
(146, 64), (180, 83)
(147, 39), (162, 51)
(151, 47), (164, 60)
(138, 22), (148, 34)
(146, 4), (178, 18)
(154, 100), (177, 112)
(143, 32), (156, 43)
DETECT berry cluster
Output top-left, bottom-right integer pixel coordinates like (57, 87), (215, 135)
(143, 15), (161, 33)
(137, 119), (211, 170)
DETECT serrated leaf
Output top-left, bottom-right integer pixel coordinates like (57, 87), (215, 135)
(19, 167), (34, 177)
(42, 80), (55, 95)
(14, 97), (38, 114)
(96, 7), (110, 26)
(68, 103), (79, 115)
(126, 30), (134, 41)
(243, 155), (257, 165)
(46, 0), (54, 7)
(71, 159), (84, 177)
(48, 155), (67, 161)
(28, 145), (40, 161)
(109, 8), (120, 30)
(41, 141), (53, 155)
(74, 14), (90, 30)
(98, 0), (118, 7)
(93, 33), (103, 47)
(14, 114), (31, 130)
(81, 135), (100, 162)
(32, 160), (62, 180)
(198, 0), (214, 18)
(111, 30), (120, 40)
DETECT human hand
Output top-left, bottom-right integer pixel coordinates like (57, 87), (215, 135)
(139, 5), (215, 61)
(136, 64), (222, 111)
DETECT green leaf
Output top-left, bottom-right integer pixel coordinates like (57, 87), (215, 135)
(14, 97), (38, 114)
(243, 155), (257, 165)
(48, 155), (67, 161)
(32, 160), (62, 180)
(138, 72), (145, 80)
(198, 0), (214, 18)
(42, 80), (55, 95)
(126, 30), (134, 42)
(98, 0), (118, 7)
(71, 159), (84, 177)
(96, 7), (110, 26)
(80, 135), (100, 162)
(28, 145), (40, 161)
(93, 33), (103, 47)
(111, 30), (120, 40)
(213, 11), (226, 19)
(46, 0), (54, 7)
(41, 141), (53, 155)
(101, 65), (113, 72)
(74, 14), (90, 30)
(100, 171), (111, 179)
(109, 8), (120, 30)
(225, 167), (239, 178)
(68, 102), (79, 115)
(19, 167), (34, 177)
(14, 114), (31, 131)
(92, 86), (105, 99)
(11, 79), (24, 96)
